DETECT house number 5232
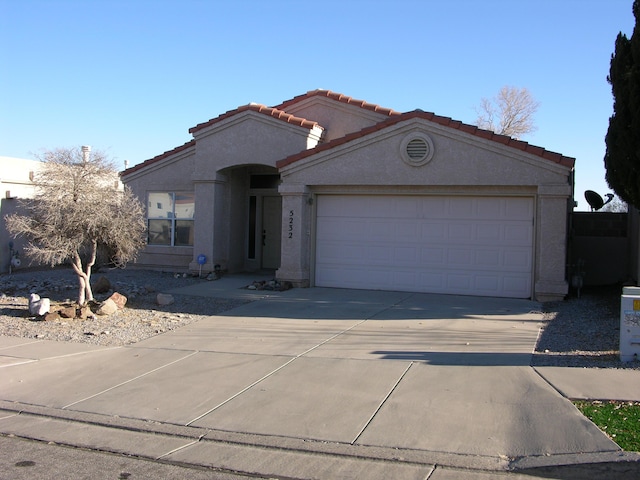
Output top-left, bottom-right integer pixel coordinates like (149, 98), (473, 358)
(288, 210), (294, 239)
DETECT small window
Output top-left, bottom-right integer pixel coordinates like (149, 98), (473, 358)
(147, 192), (195, 246)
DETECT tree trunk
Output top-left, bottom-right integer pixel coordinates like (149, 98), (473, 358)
(71, 241), (97, 306)
(71, 254), (87, 306)
(83, 239), (98, 303)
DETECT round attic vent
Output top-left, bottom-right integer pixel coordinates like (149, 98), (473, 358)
(406, 139), (428, 159)
(400, 133), (434, 166)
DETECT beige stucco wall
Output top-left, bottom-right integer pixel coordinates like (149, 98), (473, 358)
(186, 114), (320, 273)
(281, 121), (568, 187)
(123, 146), (197, 271)
(0, 157), (43, 273)
(121, 101), (573, 301)
(278, 120), (573, 301)
(191, 113), (319, 177)
(281, 96), (392, 142)
(124, 112), (320, 274)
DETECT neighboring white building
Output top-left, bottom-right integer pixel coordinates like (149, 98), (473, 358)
(0, 156), (42, 273)
(122, 90), (576, 301)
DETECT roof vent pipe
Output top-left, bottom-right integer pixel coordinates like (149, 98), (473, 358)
(81, 145), (91, 163)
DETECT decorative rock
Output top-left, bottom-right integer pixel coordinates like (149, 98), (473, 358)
(78, 305), (93, 320)
(28, 293), (40, 314)
(59, 306), (77, 319)
(156, 293), (175, 306)
(96, 299), (118, 316)
(28, 293), (50, 316)
(35, 298), (50, 316)
(44, 311), (61, 321)
(107, 292), (127, 310)
(93, 276), (111, 294)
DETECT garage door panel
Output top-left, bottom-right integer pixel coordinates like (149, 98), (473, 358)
(422, 197), (449, 218)
(448, 223), (474, 242)
(475, 249), (501, 267)
(316, 241), (368, 262)
(394, 221), (419, 240)
(504, 249), (533, 270)
(506, 197), (534, 218)
(476, 224), (502, 242)
(422, 223), (447, 240)
(421, 247), (446, 265)
(368, 245), (394, 262)
(503, 276), (530, 296)
(476, 275), (501, 293)
(448, 248), (473, 265)
(504, 224), (533, 244)
(395, 271), (418, 289)
(393, 246), (419, 263)
(447, 274), (473, 290)
(317, 219), (368, 241)
(315, 195), (533, 298)
(477, 198), (503, 217)
(448, 197), (475, 217)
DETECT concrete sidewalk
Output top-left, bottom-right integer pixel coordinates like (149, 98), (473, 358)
(1, 275), (640, 479)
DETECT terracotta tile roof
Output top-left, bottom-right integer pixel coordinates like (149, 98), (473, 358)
(277, 109), (575, 169)
(122, 102), (322, 177)
(122, 91), (574, 178)
(120, 140), (195, 176)
(275, 89), (401, 117)
(189, 103), (322, 135)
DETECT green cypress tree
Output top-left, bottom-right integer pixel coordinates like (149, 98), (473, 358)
(605, 1), (640, 208)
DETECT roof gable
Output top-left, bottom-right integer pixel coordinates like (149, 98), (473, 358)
(121, 90), (574, 179)
(121, 140), (195, 177)
(277, 109), (575, 170)
(189, 103), (322, 135)
(275, 89), (400, 117)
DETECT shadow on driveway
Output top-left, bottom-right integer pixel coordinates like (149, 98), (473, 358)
(371, 350), (533, 366)
(516, 461), (640, 480)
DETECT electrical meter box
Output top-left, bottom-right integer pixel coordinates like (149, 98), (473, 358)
(620, 286), (640, 362)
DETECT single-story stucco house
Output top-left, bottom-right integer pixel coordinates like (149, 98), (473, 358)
(121, 90), (575, 301)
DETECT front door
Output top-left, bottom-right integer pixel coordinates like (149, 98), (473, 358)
(261, 196), (282, 269)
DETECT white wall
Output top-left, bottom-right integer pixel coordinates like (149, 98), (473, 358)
(0, 157), (43, 273)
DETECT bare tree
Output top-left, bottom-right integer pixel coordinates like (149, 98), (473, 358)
(475, 86), (540, 139)
(5, 147), (146, 306)
(601, 195), (629, 212)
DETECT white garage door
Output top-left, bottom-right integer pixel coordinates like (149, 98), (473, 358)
(315, 195), (534, 298)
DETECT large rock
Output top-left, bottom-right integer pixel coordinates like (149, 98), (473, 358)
(78, 305), (93, 320)
(28, 293), (40, 313)
(96, 299), (118, 316)
(107, 292), (127, 310)
(44, 311), (61, 321)
(59, 305), (77, 318)
(156, 293), (174, 306)
(93, 276), (111, 294)
(28, 293), (50, 316)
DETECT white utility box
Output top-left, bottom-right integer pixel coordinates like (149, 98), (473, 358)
(620, 286), (640, 362)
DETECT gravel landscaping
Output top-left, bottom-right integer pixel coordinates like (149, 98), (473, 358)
(533, 285), (640, 369)
(0, 267), (639, 369)
(0, 267), (250, 347)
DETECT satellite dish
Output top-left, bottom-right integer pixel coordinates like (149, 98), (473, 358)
(585, 190), (604, 211)
(584, 190), (615, 211)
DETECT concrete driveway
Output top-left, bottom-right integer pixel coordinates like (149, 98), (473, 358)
(0, 283), (626, 478)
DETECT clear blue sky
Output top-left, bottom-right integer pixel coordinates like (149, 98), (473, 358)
(0, 0), (635, 210)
